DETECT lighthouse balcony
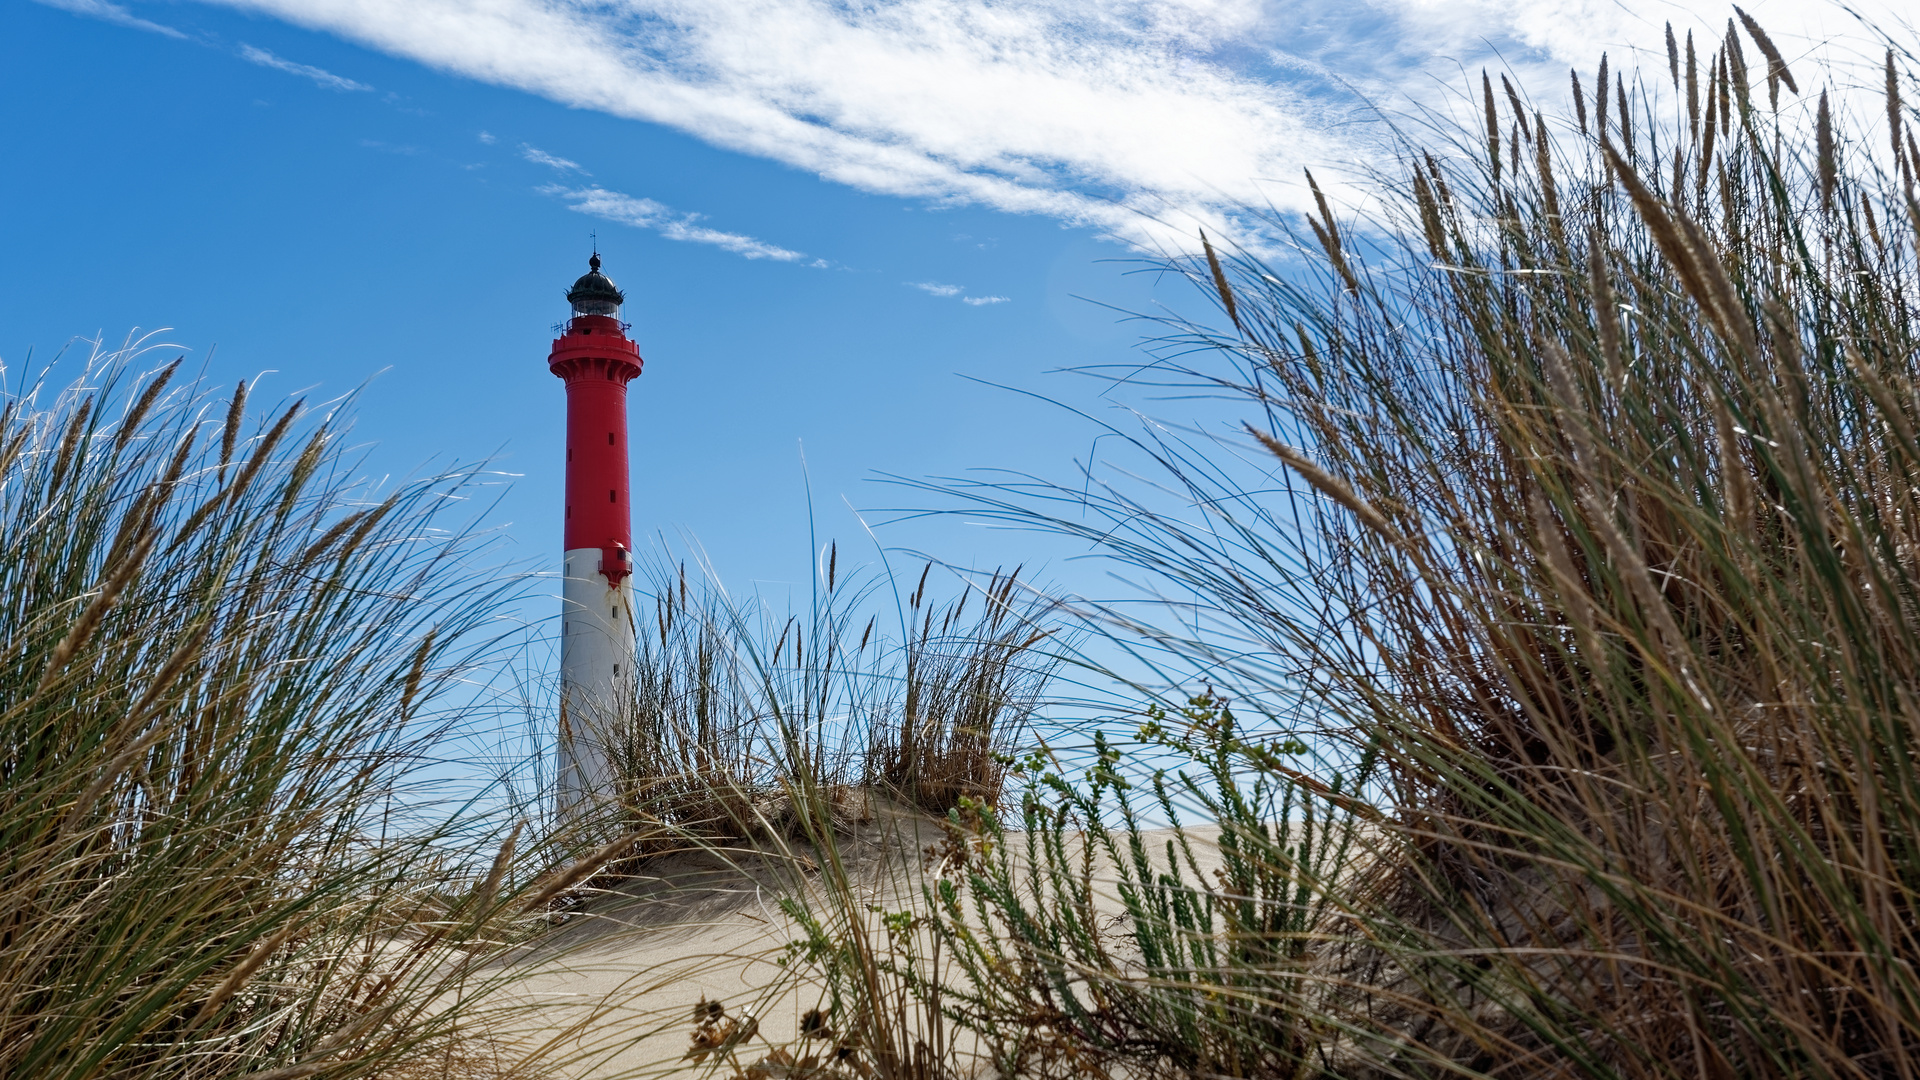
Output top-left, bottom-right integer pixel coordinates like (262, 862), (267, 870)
(548, 317), (643, 380)
(554, 313), (633, 337)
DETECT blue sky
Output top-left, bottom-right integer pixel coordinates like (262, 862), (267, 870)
(4, 0), (1896, 704)
(4, 1), (1177, 604)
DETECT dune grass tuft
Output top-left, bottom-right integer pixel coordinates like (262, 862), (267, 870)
(605, 554), (1061, 856)
(913, 15), (1920, 1078)
(0, 341), (579, 1080)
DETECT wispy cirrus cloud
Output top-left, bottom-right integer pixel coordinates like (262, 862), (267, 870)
(239, 43), (371, 91)
(182, 0), (1358, 248)
(520, 144), (586, 173)
(32, 0), (185, 38)
(185, 0), (1912, 250)
(542, 186), (808, 262)
(911, 281), (1006, 306)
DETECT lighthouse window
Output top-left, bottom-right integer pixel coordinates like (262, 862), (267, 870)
(607, 432), (614, 445)
(568, 448), (572, 461)
(609, 489), (616, 502)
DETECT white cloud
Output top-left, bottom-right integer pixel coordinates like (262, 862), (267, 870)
(32, 0), (186, 38)
(911, 281), (1007, 305)
(543, 186), (806, 262)
(238, 43), (371, 91)
(184, 0), (1356, 248)
(477, 130), (497, 144)
(188, 0), (1911, 250)
(520, 144), (586, 173)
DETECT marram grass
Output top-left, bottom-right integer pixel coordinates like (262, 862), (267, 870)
(0, 341), (613, 1080)
(604, 553), (1060, 851)
(898, 14), (1920, 1080)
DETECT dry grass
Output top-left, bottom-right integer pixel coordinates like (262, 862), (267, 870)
(580, 552), (1064, 1079)
(0, 340), (608, 1080)
(918, 15), (1920, 1080)
(870, 565), (1057, 817)
(603, 554), (1061, 859)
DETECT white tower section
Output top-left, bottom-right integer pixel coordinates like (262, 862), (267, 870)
(557, 550), (636, 815)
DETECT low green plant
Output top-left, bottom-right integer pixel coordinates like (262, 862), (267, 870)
(920, 693), (1369, 1079)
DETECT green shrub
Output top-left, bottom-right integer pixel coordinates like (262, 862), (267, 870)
(916, 694), (1369, 1079)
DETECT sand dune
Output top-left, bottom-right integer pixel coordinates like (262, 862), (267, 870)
(485, 800), (1230, 1078)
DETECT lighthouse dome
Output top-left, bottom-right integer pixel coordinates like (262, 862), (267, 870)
(566, 254), (625, 317)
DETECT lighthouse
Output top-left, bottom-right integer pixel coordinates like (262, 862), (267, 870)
(551, 254), (642, 819)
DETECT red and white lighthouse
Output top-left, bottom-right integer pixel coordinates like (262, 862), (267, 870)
(550, 254), (641, 817)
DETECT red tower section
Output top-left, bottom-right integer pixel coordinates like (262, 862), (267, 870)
(549, 255), (642, 586)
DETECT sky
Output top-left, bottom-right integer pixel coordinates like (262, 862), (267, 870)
(3, 0), (1909, 726)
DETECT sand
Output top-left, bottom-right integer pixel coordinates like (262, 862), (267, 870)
(478, 799), (1235, 1079)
